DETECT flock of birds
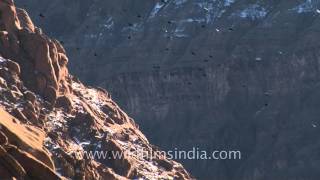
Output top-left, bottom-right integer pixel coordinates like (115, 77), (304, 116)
(21, 1), (320, 121)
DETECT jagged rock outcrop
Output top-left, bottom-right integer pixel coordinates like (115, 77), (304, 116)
(0, 1), (193, 179)
(0, 108), (60, 180)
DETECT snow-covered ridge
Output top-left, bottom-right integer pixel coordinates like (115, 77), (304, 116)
(84, 0), (320, 42)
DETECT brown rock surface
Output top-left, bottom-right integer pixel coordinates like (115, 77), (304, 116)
(5, 59), (20, 75)
(0, 0), (21, 33)
(16, 8), (35, 32)
(0, 145), (26, 179)
(0, 107), (58, 179)
(55, 95), (73, 112)
(24, 90), (37, 104)
(0, 1), (193, 180)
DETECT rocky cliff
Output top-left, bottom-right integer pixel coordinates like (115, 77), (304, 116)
(14, 0), (320, 179)
(0, 1), (192, 179)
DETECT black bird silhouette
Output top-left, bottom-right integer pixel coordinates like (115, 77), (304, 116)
(39, 13), (45, 18)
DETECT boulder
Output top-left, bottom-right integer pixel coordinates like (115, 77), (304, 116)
(0, 108), (55, 169)
(6, 145), (63, 180)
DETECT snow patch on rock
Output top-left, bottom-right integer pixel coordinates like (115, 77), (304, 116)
(196, 1), (228, 23)
(232, 4), (268, 20)
(174, 0), (188, 6)
(150, 2), (166, 18)
(0, 56), (7, 63)
(224, 0), (236, 7)
(102, 17), (114, 30)
(291, 0), (319, 13)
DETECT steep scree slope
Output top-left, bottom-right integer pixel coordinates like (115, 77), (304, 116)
(15, 0), (320, 179)
(0, 1), (192, 179)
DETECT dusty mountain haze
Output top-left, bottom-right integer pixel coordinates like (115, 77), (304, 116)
(7, 0), (320, 179)
(0, 0), (192, 179)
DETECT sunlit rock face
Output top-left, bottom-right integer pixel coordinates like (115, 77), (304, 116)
(0, 1), (192, 179)
(16, 0), (320, 179)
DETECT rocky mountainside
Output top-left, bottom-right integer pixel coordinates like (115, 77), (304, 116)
(0, 1), (192, 179)
(15, 0), (320, 179)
